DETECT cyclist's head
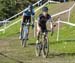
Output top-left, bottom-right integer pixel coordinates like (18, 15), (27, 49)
(42, 7), (48, 16)
(28, 3), (33, 12)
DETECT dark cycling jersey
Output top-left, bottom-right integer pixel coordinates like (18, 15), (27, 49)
(22, 6), (35, 23)
(23, 5), (35, 17)
(38, 14), (51, 30)
(23, 9), (35, 16)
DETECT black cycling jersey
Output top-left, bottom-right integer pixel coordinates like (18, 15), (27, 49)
(38, 14), (51, 30)
(22, 16), (31, 24)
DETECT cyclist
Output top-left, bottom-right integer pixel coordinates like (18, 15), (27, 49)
(19, 4), (35, 40)
(36, 7), (53, 44)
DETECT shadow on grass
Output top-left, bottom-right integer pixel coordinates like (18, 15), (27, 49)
(49, 52), (75, 58)
(0, 52), (24, 63)
(28, 39), (75, 47)
(50, 39), (75, 44)
(28, 43), (36, 46)
(28, 39), (75, 46)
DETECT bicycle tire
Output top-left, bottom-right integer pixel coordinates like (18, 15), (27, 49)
(35, 42), (42, 56)
(23, 39), (27, 47)
(21, 29), (28, 47)
(42, 38), (49, 58)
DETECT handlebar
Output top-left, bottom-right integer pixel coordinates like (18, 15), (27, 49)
(40, 29), (54, 36)
(23, 23), (33, 26)
(46, 30), (52, 32)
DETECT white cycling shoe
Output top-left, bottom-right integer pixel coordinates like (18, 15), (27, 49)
(19, 36), (22, 40)
(36, 40), (39, 44)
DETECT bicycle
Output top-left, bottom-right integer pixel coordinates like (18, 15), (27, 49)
(35, 30), (51, 58)
(21, 22), (33, 47)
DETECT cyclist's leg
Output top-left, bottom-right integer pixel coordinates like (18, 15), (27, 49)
(27, 16), (31, 39)
(36, 26), (41, 44)
(19, 22), (24, 39)
(20, 16), (26, 39)
(27, 16), (31, 34)
(44, 30), (48, 40)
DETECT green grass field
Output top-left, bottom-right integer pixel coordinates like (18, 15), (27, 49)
(0, 2), (75, 63)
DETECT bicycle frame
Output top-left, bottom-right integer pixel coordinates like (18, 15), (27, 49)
(39, 32), (46, 43)
(36, 30), (50, 58)
(21, 22), (33, 47)
(23, 25), (28, 40)
(21, 24), (29, 47)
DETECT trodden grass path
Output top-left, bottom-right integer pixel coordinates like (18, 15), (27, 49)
(0, 1), (75, 63)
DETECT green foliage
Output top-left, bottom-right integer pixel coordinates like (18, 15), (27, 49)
(0, 2), (75, 63)
(0, 0), (16, 20)
(0, 0), (37, 21)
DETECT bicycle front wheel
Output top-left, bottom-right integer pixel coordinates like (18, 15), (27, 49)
(42, 38), (49, 58)
(35, 42), (42, 57)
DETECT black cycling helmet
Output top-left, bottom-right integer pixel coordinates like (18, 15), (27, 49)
(28, 3), (33, 9)
(28, 3), (33, 11)
(42, 7), (48, 12)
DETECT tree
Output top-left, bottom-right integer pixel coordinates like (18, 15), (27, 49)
(0, 0), (16, 20)
(0, 0), (37, 21)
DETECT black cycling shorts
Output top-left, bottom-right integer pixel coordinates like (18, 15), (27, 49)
(41, 27), (47, 34)
(22, 16), (31, 25)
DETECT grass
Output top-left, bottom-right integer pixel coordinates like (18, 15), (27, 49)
(0, 1), (75, 63)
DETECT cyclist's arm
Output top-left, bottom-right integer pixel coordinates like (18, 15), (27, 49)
(48, 18), (54, 36)
(48, 18), (53, 30)
(49, 18), (56, 29)
(32, 15), (35, 24)
(20, 14), (24, 32)
(37, 17), (41, 30)
(37, 20), (40, 29)
(31, 9), (35, 24)
(22, 12), (26, 23)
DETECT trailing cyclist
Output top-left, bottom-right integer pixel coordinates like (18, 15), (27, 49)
(19, 3), (35, 40)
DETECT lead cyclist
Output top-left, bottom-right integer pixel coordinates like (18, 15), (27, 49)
(36, 7), (54, 44)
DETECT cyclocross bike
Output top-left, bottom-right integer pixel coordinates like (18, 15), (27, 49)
(21, 22), (33, 47)
(35, 30), (52, 58)
(21, 15), (35, 47)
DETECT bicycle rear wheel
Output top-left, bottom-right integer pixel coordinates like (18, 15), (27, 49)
(22, 39), (27, 47)
(21, 30), (28, 47)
